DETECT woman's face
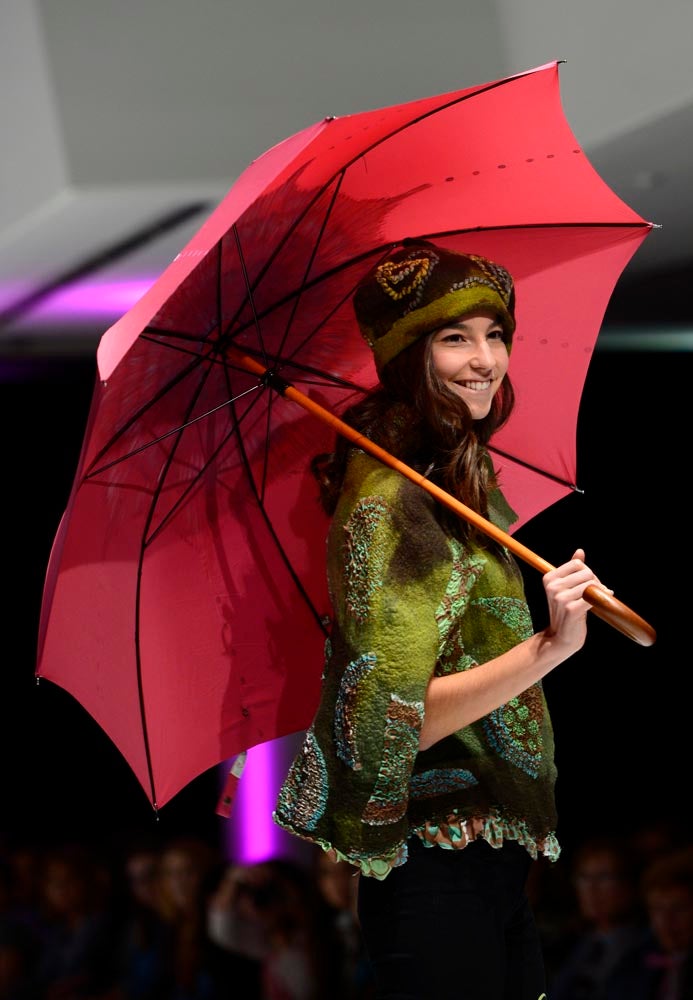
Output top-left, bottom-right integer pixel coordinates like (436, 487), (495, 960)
(430, 310), (509, 420)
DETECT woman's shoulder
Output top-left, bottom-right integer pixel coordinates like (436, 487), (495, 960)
(334, 450), (450, 566)
(342, 448), (434, 508)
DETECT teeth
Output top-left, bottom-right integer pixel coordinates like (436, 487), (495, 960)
(457, 380), (491, 391)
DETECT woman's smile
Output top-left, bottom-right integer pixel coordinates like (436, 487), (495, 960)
(430, 310), (509, 419)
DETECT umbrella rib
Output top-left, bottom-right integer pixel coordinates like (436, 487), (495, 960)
(273, 171), (346, 362)
(133, 563), (158, 809)
(220, 165), (345, 370)
(85, 382), (263, 479)
(223, 378), (329, 637)
(487, 444), (582, 492)
(140, 395), (265, 547)
(315, 70), (541, 178)
(129, 344), (243, 808)
(137, 330), (298, 387)
(226, 344), (368, 391)
(140, 329), (369, 393)
(280, 269), (369, 374)
(86, 345), (222, 474)
(216, 70), (544, 320)
(129, 366), (254, 808)
(211, 221), (652, 347)
(89, 237), (235, 474)
(213, 174), (347, 347)
(203, 64), (621, 341)
(260, 385), (274, 503)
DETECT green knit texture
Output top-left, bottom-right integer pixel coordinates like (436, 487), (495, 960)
(274, 451), (558, 878)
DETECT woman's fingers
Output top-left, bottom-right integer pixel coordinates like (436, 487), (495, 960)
(543, 552), (615, 623)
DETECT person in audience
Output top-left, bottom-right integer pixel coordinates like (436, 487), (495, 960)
(549, 834), (652, 999)
(314, 851), (375, 998)
(638, 845), (693, 999)
(154, 835), (262, 999)
(207, 855), (345, 999)
(31, 842), (119, 999)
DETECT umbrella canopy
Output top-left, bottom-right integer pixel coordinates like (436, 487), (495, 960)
(37, 60), (654, 811)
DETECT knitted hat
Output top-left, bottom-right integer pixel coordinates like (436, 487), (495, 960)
(353, 240), (516, 373)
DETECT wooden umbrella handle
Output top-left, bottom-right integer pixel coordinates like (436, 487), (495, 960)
(581, 586), (656, 646)
(229, 348), (657, 647)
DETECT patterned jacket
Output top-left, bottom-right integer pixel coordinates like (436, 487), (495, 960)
(274, 449), (560, 878)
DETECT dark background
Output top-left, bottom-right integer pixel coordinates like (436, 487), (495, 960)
(2, 264), (689, 858)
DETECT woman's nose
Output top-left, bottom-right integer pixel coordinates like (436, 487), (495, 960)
(470, 340), (494, 367)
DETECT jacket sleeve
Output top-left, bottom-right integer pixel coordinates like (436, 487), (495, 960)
(318, 455), (456, 872)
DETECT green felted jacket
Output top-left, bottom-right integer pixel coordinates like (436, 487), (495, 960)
(273, 449), (559, 878)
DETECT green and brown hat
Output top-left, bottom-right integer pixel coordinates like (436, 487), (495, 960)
(353, 239), (516, 373)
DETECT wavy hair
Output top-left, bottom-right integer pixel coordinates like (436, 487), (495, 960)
(311, 330), (515, 547)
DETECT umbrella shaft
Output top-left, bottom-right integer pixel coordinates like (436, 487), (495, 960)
(228, 346), (655, 648)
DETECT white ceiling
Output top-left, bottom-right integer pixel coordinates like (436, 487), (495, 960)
(2, 0), (692, 357)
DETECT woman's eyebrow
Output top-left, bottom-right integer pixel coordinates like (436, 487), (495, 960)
(446, 318), (503, 331)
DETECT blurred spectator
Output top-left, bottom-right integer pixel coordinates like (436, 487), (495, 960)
(154, 834), (261, 1000)
(123, 841), (161, 913)
(313, 852), (375, 998)
(207, 855), (345, 1000)
(524, 851), (579, 983)
(549, 834), (652, 1000)
(630, 817), (689, 872)
(0, 856), (40, 1000)
(107, 838), (169, 1000)
(31, 842), (119, 999)
(0, 921), (38, 1000)
(1, 844), (44, 941)
(638, 845), (693, 999)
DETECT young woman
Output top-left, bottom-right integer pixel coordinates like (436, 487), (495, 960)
(274, 239), (608, 999)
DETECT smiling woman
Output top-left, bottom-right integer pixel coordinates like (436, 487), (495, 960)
(430, 311), (510, 420)
(273, 239), (611, 999)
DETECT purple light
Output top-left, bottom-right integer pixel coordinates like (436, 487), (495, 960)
(234, 741), (278, 864)
(221, 732), (312, 866)
(32, 278), (158, 320)
(2, 277), (159, 325)
(0, 282), (32, 311)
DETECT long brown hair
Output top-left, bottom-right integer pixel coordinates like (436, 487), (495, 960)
(312, 330), (515, 546)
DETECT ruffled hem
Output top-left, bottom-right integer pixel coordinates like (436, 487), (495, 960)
(273, 808), (559, 880)
(412, 811), (560, 862)
(272, 811), (408, 880)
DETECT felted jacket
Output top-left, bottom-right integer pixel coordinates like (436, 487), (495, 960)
(273, 449), (559, 878)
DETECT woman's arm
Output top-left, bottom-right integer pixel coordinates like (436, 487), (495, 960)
(419, 549), (607, 750)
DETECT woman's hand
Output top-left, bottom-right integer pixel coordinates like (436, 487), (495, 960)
(541, 548), (611, 655)
(419, 548), (611, 749)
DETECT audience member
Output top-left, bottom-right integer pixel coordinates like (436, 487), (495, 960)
(153, 835), (262, 999)
(30, 842), (119, 999)
(313, 851), (375, 998)
(524, 850), (579, 983)
(13, 824), (685, 999)
(549, 833), (652, 999)
(630, 816), (689, 872)
(0, 856), (39, 1000)
(638, 845), (693, 999)
(108, 838), (169, 1000)
(207, 855), (345, 1000)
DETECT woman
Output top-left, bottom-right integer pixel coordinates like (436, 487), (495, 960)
(273, 239), (608, 999)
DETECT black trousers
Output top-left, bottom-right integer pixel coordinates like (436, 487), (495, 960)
(357, 836), (547, 1000)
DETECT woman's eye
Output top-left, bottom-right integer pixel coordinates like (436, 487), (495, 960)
(488, 329), (504, 340)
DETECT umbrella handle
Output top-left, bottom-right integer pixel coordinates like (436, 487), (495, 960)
(228, 348), (657, 647)
(580, 585), (656, 646)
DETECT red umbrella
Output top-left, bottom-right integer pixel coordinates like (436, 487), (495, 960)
(36, 60), (655, 813)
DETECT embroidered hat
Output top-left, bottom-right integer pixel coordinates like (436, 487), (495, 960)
(353, 239), (516, 373)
